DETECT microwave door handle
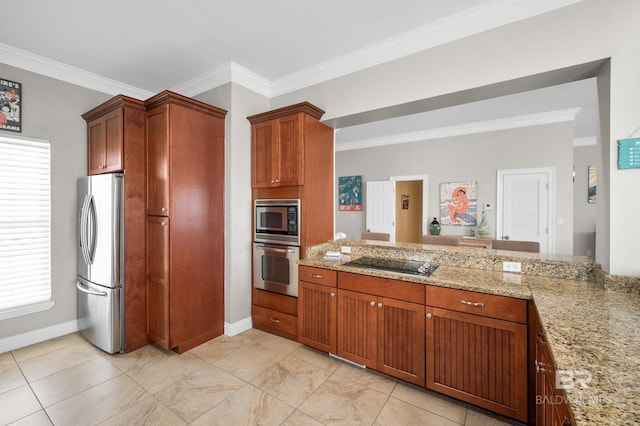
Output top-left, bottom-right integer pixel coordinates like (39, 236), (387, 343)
(255, 245), (296, 254)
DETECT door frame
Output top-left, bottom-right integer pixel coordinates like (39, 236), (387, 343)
(496, 167), (555, 253)
(391, 174), (429, 240)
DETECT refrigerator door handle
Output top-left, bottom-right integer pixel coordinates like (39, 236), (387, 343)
(76, 280), (107, 297)
(87, 195), (98, 264)
(80, 194), (91, 265)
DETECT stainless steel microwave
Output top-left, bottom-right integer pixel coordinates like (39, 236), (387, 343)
(254, 199), (301, 246)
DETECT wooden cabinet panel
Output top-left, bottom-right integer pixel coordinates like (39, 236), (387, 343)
(298, 281), (337, 354)
(277, 115), (302, 186)
(337, 289), (378, 368)
(299, 265), (337, 287)
(426, 306), (528, 422)
(145, 105), (170, 216)
(251, 121), (279, 187)
(87, 108), (123, 175)
(146, 216), (170, 348)
(378, 297), (425, 386)
(339, 271), (424, 304)
(426, 285), (527, 324)
(533, 304), (574, 426)
(253, 304), (298, 340)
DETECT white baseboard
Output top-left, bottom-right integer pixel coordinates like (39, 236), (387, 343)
(0, 320), (79, 353)
(1, 317), (254, 353)
(224, 316), (252, 337)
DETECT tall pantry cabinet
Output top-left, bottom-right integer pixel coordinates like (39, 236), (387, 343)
(145, 91), (227, 353)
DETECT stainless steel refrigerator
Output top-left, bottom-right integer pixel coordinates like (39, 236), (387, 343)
(76, 173), (124, 354)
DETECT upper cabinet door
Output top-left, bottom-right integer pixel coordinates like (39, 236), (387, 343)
(87, 108), (123, 175)
(251, 115), (303, 188)
(252, 119), (279, 187)
(146, 105), (170, 216)
(277, 115), (303, 187)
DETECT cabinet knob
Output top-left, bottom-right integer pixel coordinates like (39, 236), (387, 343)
(370, 301), (375, 307)
(161, 221), (167, 226)
(377, 302), (383, 308)
(161, 207), (167, 212)
(331, 292), (335, 298)
(426, 313), (432, 319)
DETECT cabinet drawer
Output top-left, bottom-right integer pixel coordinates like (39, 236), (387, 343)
(338, 271), (424, 304)
(253, 288), (298, 316)
(252, 304), (298, 337)
(426, 286), (527, 324)
(299, 265), (337, 287)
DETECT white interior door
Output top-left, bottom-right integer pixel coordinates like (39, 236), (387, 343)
(497, 168), (554, 253)
(365, 181), (395, 240)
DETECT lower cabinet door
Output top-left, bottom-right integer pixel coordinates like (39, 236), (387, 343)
(146, 216), (170, 348)
(337, 289), (377, 368)
(377, 297), (425, 386)
(298, 281), (337, 354)
(426, 307), (528, 422)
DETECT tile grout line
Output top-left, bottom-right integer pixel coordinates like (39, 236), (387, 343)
(9, 350), (55, 425)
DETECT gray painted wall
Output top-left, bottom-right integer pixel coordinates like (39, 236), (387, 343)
(335, 122), (575, 254)
(0, 63), (111, 339)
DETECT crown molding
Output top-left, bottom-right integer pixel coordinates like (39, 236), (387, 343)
(270, 0), (583, 97)
(335, 108), (581, 152)
(170, 61), (271, 98)
(0, 43), (154, 99)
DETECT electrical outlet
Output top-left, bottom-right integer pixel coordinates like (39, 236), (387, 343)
(503, 261), (522, 273)
(341, 246), (351, 254)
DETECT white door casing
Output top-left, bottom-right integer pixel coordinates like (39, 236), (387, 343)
(496, 168), (555, 253)
(365, 181), (395, 241)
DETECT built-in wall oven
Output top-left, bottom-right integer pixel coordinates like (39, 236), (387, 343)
(253, 199), (301, 297)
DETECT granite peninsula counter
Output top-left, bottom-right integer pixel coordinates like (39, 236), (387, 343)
(299, 239), (640, 426)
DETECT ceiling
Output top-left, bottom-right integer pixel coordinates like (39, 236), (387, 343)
(0, 0), (595, 145)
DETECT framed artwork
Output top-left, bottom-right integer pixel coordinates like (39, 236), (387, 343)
(0, 78), (21, 133)
(588, 165), (596, 204)
(338, 175), (362, 211)
(439, 181), (478, 226)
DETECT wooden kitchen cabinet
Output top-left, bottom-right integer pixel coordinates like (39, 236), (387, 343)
(425, 286), (528, 422)
(252, 287), (298, 340)
(249, 103), (324, 188)
(298, 266), (337, 354)
(82, 95), (148, 352)
(145, 216), (170, 348)
(531, 303), (574, 426)
(85, 108), (124, 175)
(144, 91), (227, 353)
(337, 272), (426, 386)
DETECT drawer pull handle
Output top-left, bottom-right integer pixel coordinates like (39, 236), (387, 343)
(269, 318), (281, 323)
(310, 273), (323, 279)
(536, 333), (547, 345)
(460, 299), (485, 307)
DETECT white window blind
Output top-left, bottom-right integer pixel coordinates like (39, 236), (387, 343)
(0, 134), (52, 319)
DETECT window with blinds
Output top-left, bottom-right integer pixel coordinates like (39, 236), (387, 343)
(0, 134), (53, 320)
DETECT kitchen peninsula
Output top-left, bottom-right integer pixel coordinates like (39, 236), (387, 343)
(298, 239), (640, 426)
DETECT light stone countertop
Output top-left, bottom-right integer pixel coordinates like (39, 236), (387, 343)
(299, 240), (640, 425)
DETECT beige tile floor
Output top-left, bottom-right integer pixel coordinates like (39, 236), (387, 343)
(0, 329), (521, 425)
